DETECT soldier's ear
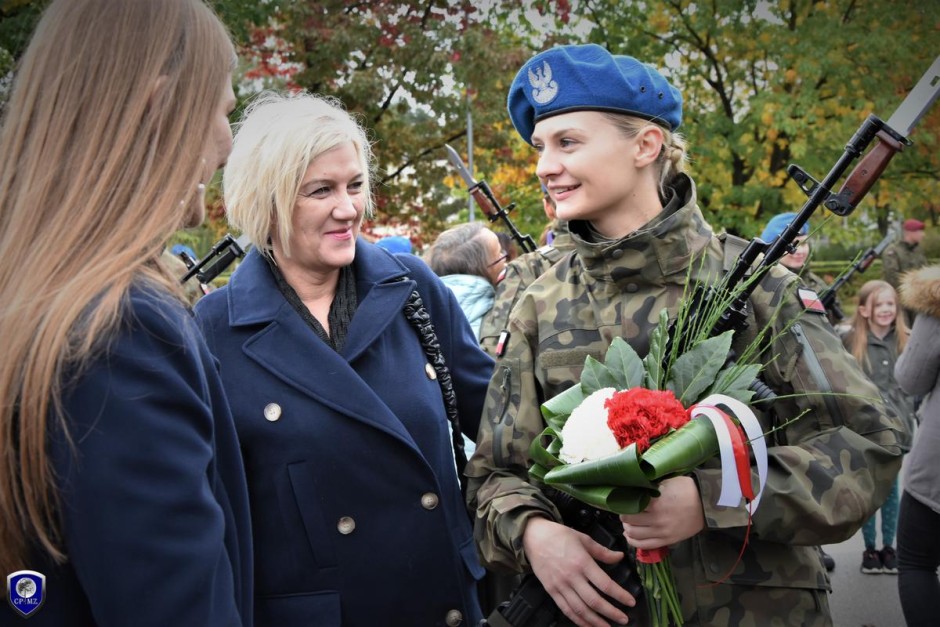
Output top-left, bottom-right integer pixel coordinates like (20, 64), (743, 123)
(633, 125), (664, 168)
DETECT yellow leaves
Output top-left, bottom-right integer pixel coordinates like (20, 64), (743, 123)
(766, 128), (779, 142)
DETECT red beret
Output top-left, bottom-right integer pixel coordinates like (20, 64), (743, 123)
(903, 219), (926, 232)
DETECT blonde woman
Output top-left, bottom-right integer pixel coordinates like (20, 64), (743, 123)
(0, 1), (251, 624)
(195, 91), (492, 625)
(467, 43), (905, 626)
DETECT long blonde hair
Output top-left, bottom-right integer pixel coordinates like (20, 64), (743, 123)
(847, 280), (909, 371)
(0, 0), (234, 572)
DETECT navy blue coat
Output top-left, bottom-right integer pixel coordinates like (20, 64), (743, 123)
(4, 288), (253, 627)
(194, 241), (494, 626)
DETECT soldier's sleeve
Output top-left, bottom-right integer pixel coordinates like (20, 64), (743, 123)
(479, 264), (531, 355)
(882, 246), (902, 289)
(466, 293), (562, 573)
(693, 268), (906, 545)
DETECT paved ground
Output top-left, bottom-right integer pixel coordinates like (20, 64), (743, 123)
(825, 526), (905, 627)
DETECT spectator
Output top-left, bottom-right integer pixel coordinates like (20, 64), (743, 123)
(195, 91), (493, 626)
(842, 280), (913, 575)
(495, 231), (520, 263)
(427, 222), (506, 339)
(895, 265), (940, 626)
(0, 1), (252, 624)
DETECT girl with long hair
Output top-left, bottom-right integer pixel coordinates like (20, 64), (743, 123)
(0, 0), (251, 624)
(843, 280), (913, 576)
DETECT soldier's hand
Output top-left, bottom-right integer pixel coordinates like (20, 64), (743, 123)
(620, 476), (705, 548)
(522, 517), (635, 626)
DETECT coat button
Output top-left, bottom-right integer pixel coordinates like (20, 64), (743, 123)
(611, 248), (624, 260)
(445, 609), (463, 626)
(421, 492), (439, 510)
(425, 363), (437, 380)
(337, 516), (356, 535)
(625, 283), (639, 293)
(263, 403), (282, 422)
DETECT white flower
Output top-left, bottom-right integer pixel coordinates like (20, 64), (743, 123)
(559, 387), (620, 463)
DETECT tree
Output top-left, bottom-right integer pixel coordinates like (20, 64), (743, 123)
(576, 0), (939, 242)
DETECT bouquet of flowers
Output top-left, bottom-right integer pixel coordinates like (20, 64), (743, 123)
(528, 306), (772, 627)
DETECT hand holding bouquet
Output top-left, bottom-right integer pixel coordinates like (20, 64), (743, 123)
(528, 311), (771, 627)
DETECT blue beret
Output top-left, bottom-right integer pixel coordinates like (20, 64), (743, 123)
(760, 213), (809, 242)
(375, 235), (412, 254)
(507, 44), (683, 145)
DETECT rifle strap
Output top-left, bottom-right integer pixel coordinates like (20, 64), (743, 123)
(400, 281), (469, 494)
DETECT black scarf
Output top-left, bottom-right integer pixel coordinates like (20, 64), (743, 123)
(264, 254), (358, 353)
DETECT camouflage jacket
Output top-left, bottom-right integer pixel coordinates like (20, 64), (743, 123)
(799, 268), (842, 327)
(882, 241), (927, 290)
(479, 224), (575, 356)
(466, 175), (906, 626)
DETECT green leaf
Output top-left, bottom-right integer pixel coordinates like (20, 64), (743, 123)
(580, 355), (619, 395)
(540, 384), (585, 432)
(640, 419), (720, 481)
(666, 331), (733, 405)
(644, 309), (670, 390)
(707, 363), (762, 399)
(543, 444), (657, 489)
(603, 337), (645, 389)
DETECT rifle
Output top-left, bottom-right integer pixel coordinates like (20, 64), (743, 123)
(483, 490), (647, 627)
(670, 56), (939, 373)
(818, 230), (898, 319)
(179, 233), (251, 288)
(445, 144), (538, 255)
(480, 56), (940, 627)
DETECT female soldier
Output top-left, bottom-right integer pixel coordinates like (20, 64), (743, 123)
(466, 44), (906, 627)
(0, 0), (251, 624)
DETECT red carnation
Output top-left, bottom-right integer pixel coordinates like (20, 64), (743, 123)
(604, 388), (689, 453)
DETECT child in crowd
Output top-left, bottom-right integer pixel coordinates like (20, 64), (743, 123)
(843, 280), (914, 574)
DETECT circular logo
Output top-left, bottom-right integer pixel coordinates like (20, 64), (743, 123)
(16, 578), (36, 598)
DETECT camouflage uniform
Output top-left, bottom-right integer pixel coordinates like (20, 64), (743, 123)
(799, 268), (843, 327)
(479, 222), (574, 356)
(466, 174), (906, 626)
(882, 240), (927, 326)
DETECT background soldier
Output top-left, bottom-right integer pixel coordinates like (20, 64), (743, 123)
(883, 218), (928, 326)
(760, 212), (843, 328)
(479, 189), (574, 357)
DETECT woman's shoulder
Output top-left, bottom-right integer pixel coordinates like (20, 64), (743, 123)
(117, 284), (205, 353)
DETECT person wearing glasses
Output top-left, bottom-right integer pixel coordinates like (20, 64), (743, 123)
(193, 91), (493, 626)
(428, 222), (509, 341)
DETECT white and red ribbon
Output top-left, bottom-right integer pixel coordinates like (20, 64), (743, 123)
(690, 393), (768, 511)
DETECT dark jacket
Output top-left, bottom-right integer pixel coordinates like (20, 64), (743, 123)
(10, 287), (254, 627)
(194, 241), (493, 627)
(897, 265), (940, 514)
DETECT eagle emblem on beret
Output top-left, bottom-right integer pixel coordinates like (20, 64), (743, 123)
(528, 61), (558, 104)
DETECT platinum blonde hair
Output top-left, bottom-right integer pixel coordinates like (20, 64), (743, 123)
(224, 91), (375, 257)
